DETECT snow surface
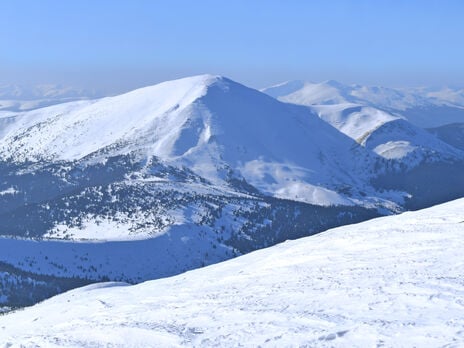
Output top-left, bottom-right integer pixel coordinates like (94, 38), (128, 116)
(1, 198), (463, 347)
(363, 119), (462, 160)
(263, 80), (464, 160)
(0, 187), (17, 196)
(310, 103), (400, 142)
(263, 80), (464, 115)
(0, 84), (102, 112)
(0, 75), (388, 207)
(263, 80), (464, 128)
(372, 141), (417, 159)
(1, 75), (461, 210)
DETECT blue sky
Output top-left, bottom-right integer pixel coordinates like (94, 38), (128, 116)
(1, 0), (463, 92)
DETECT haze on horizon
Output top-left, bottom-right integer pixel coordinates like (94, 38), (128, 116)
(1, 0), (463, 95)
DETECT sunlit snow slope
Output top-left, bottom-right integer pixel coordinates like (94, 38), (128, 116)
(1, 198), (463, 347)
(263, 80), (464, 128)
(0, 75), (384, 206)
(0, 84), (102, 112)
(0, 76), (389, 307)
(262, 80), (464, 162)
(1, 75), (463, 309)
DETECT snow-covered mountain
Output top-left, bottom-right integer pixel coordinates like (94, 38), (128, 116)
(1, 75), (463, 308)
(0, 84), (102, 112)
(3, 75), (414, 209)
(300, 103), (461, 166)
(0, 75), (385, 307)
(263, 80), (464, 128)
(1, 198), (463, 347)
(308, 103), (399, 142)
(263, 79), (464, 166)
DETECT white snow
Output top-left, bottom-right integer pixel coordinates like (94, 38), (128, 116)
(363, 118), (461, 161)
(263, 80), (464, 128)
(1, 75), (460, 210)
(1, 198), (463, 347)
(311, 103), (400, 142)
(0, 74), (389, 207)
(416, 87), (464, 108)
(263, 80), (464, 160)
(373, 141), (417, 159)
(263, 80), (464, 116)
(0, 75), (213, 162)
(43, 219), (146, 241)
(0, 83), (102, 112)
(0, 187), (17, 196)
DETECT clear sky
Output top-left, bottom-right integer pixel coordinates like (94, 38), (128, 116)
(1, 0), (463, 93)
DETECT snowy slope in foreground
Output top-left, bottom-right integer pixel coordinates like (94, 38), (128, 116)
(1, 199), (463, 347)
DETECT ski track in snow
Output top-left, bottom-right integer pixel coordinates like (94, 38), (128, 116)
(0, 198), (463, 347)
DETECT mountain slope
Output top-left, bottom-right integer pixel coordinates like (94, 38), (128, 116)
(1, 198), (463, 347)
(0, 75), (386, 207)
(0, 75), (387, 307)
(363, 119), (461, 160)
(263, 80), (463, 159)
(428, 122), (464, 150)
(309, 104), (399, 142)
(1, 75), (463, 309)
(0, 84), (102, 112)
(263, 80), (464, 128)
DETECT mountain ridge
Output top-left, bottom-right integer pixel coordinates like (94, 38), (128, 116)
(0, 74), (389, 207)
(262, 79), (464, 128)
(1, 74), (463, 309)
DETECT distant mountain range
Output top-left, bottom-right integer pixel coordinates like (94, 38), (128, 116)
(0, 84), (103, 111)
(262, 79), (464, 128)
(1, 75), (463, 308)
(263, 78), (464, 167)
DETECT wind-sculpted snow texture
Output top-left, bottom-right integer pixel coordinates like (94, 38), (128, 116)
(0, 75), (463, 308)
(1, 198), (463, 347)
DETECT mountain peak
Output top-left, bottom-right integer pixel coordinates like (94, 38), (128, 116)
(0, 72), (375, 207)
(321, 79), (348, 89)
(166, 74), (233, 87)
(120, 74), (240, 104)
(260, 80), (306, 98)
